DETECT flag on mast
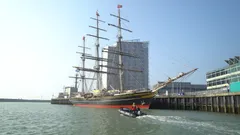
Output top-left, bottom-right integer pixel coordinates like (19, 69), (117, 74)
(96, 11), (99, 16)
(117, 4), (122, 8)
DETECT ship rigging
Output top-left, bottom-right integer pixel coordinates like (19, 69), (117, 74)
(68, 5), (198, 109)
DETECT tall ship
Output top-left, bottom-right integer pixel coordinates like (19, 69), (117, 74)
(69, 5), (198, 109)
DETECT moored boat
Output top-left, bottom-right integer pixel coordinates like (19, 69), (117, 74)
(70, 90), (155, 109)
(69, 67), (197, 109)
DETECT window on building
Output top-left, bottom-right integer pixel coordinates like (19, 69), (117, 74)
(224, 78), (227, 83)
(232, 68), (236, 72)
(227, 80), (230, 84)
(220, 71), (223, 75)
(207, 74), (212, 78)
(221, 80), (225, 84)
(221, 71), (226, 75)
(232, 77), (238, 82)
(213, 81), (216, 86)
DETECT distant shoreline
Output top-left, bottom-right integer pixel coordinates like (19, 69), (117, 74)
(0, 98), (50, 102)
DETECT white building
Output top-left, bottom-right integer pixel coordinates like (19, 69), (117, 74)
(101, 40), (149, 90)
(65, 87), (78, 98)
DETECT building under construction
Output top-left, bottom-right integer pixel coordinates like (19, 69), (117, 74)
(101, 40), (149, 90)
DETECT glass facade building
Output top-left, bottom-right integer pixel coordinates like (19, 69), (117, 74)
(206, 56), (240, 90)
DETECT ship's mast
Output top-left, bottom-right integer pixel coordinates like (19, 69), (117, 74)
(69, 73), (80, 89)
(76, 36), (95, 94)
(82, 37), (86, 93)
(81, 37), (87, 93)
(87, 11), (109, 90)
(108, 5), (133, 92)
(74, 11), (116, 92)
(96, 12), (100, 89)
(117, 7), (124, 92)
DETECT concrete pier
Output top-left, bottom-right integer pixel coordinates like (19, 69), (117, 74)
(150, 92), (240, 114)
(51, 98), (72, 105)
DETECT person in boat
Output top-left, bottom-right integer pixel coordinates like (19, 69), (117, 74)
(131, 102), (137, 112)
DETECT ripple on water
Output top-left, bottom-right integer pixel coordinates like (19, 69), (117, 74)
(137, 115), (240, 135)
(1, 103), (240, 135)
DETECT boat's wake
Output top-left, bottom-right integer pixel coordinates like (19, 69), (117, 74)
(137, 115), (240, 135)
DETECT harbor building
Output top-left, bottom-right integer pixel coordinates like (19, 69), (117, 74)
(65, 87), (78, 98)
(101, 40), (149, 90)
(153, 82), (207, 95)
(206, 56), (240, 90)
(57, 86), (78, 98)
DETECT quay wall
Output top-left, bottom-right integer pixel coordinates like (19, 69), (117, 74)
(51, 98), (72, 105)
(150, 92), (240, 114)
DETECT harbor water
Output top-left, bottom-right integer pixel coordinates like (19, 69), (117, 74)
(1, 102), (240, 135)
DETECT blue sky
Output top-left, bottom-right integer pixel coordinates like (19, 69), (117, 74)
(0, 0), (239, 99)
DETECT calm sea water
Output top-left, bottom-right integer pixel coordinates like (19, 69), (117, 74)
(1, 102), (240, 135)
